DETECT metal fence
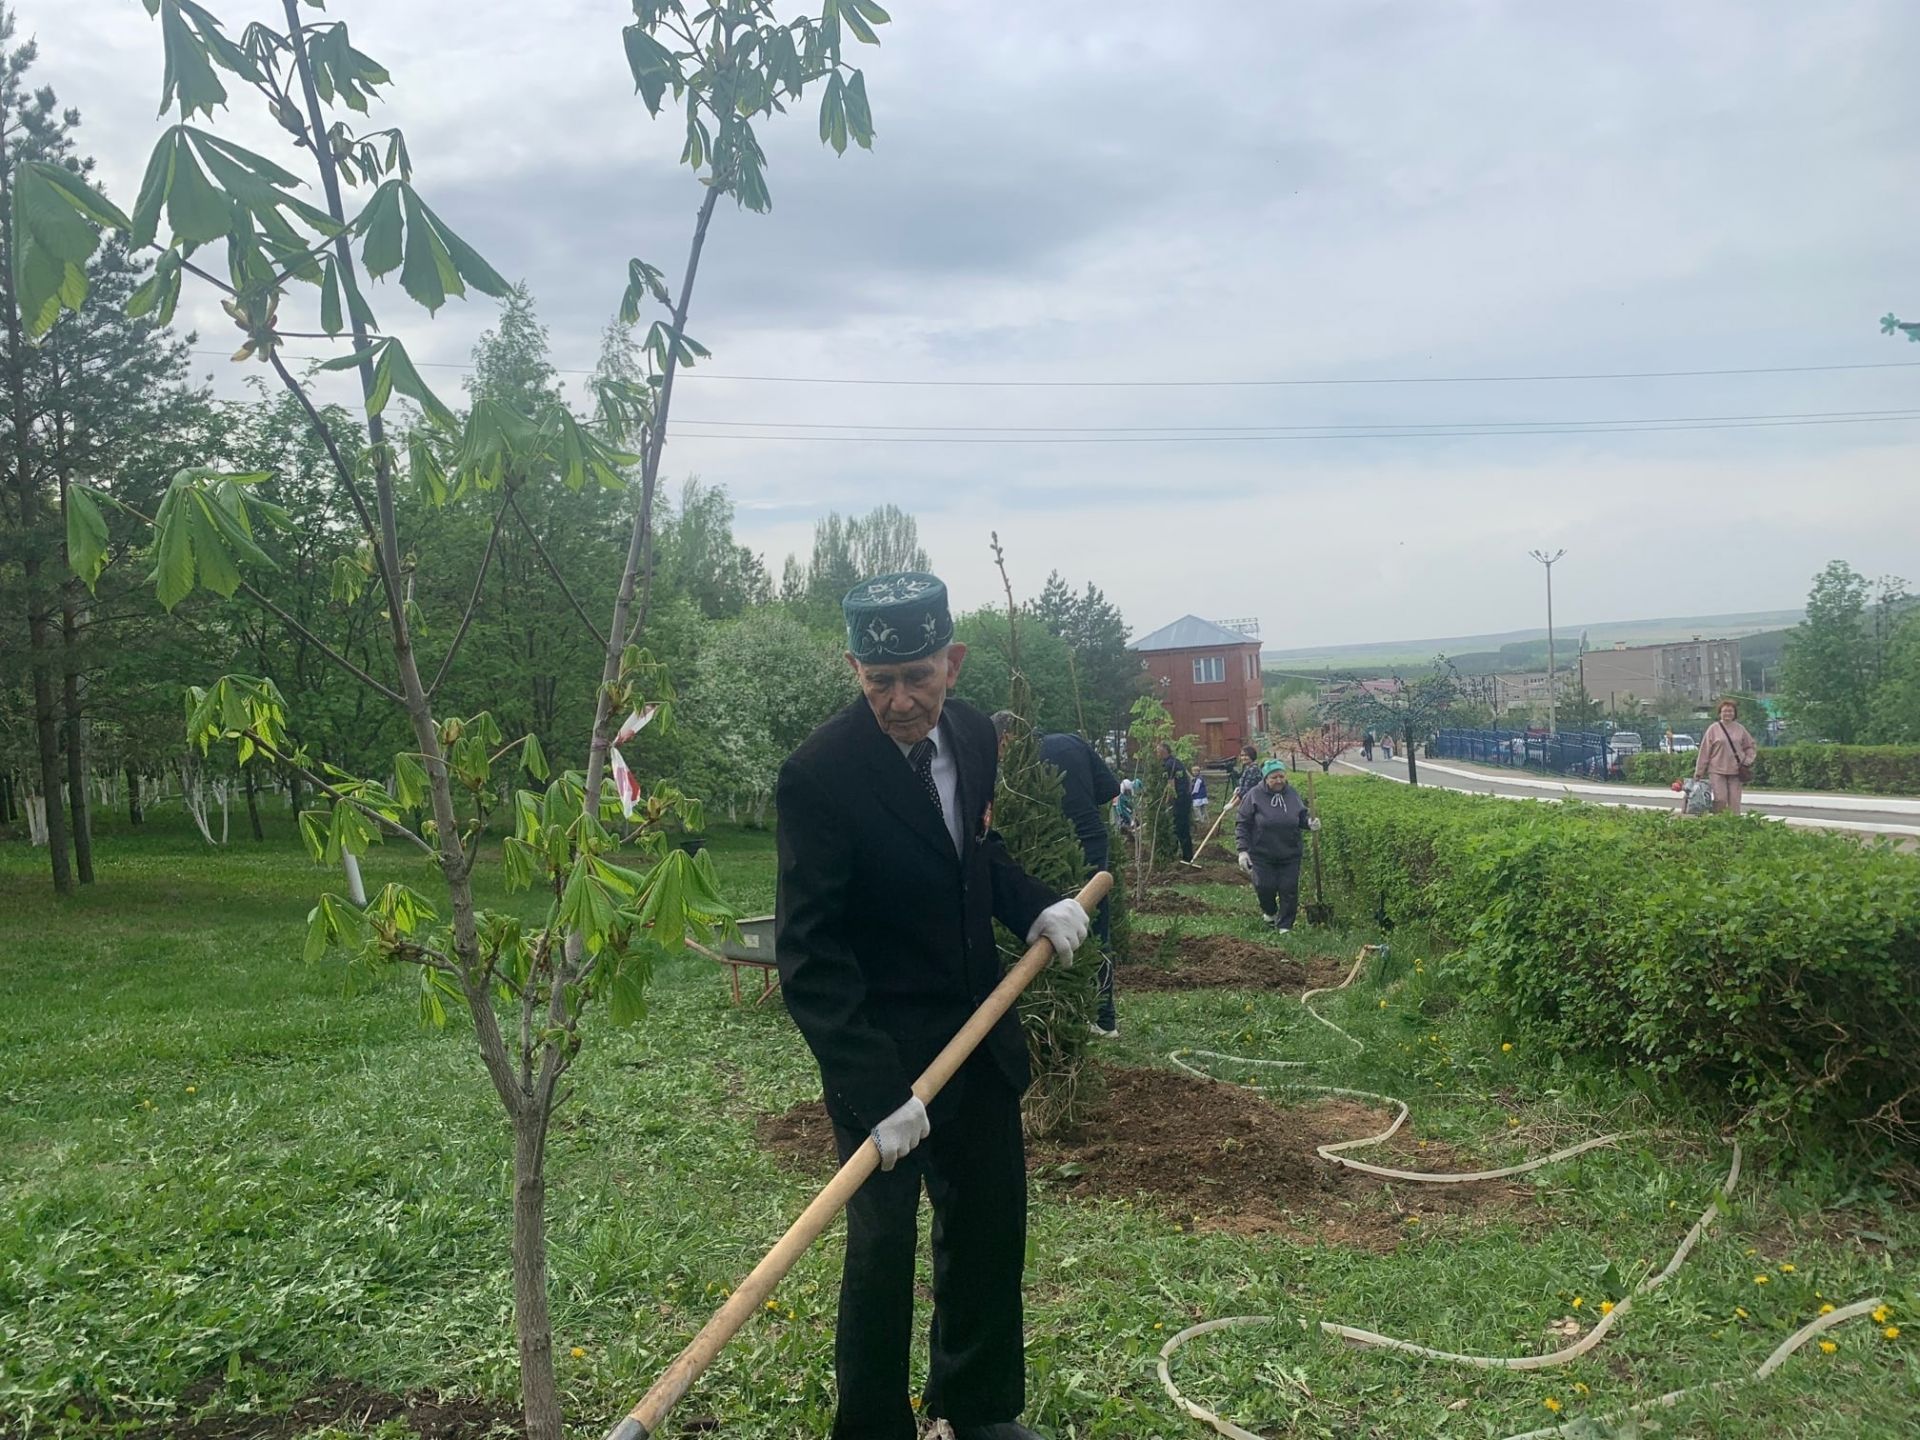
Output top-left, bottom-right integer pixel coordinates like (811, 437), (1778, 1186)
(1429, 727), (1618, 778)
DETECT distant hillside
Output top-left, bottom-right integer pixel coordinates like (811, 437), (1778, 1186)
(1264, 609), (1803, 676)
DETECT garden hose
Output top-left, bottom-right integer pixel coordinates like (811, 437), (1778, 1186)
(1154, 948), (1889, 1439)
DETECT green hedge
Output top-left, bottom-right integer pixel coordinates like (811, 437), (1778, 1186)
(1313, 777), (1920, 1149)
(1625, 744), (1920, 794)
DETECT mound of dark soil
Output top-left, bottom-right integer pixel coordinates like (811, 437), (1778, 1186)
(758, 1065), (1524, 1253)
(1118, 936), (1355, 992)
(1179, 857), (1247, 886)
(34, 1378), (523, 1440)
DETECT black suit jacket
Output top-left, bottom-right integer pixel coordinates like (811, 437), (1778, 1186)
(775, 696), (1058, 1131)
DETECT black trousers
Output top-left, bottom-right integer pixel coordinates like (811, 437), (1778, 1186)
(1172, 802), (1194, 862)
(828, 1059), (1027, 1439)
(1253, 855), (1302, 927)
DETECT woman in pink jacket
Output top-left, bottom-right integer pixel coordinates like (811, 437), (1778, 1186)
(1695, 698), (1758, 813)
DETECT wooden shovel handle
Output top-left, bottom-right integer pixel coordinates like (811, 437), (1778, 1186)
(606, 870), (1114, 1440)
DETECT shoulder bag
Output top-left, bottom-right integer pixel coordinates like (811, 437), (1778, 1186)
(1719, 720), (1753, 784)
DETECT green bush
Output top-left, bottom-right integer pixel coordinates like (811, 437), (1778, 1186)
(1313, 777), (1920, 1150)
(1625, 744), (1920, 794)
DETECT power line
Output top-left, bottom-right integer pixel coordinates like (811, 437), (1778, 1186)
(668, 406), (1920, 435)
(194, 350), (1920, 387)
(663, 413), (1920, 444)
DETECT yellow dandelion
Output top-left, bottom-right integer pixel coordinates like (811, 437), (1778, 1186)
(786, 1308), (796, 1320)
(1501, 1042), (1513, 1053)
(1871, 1305), (1891, 1324)
(1571, 1296), (1583, 1309)
(1542, 1397), (1562, 1413)
(1379, 999), (1387, 1008)
(1404, 1215), (1419, 1224)
(1507, 1116), (1521, 1127)
(185, 1085), (197, 1094)
(1154, 1322), (1164, 1330)
(766, 1299), (779, 1311)
(1753, 1274), (1770, 1285)
(1573, 1383), (1590, 1396)
(1735, 1307), (1749, 1319)
(570, 1346), (585, 1359)
(1820, 1303), (1836, 1315)
(1887, 1326), (1902, 1340)
(1600, 1301), (1614, 1315)
(911, 1397), (922, 1411)
(1819, 1340), (1838, 1355)
(1780, 1263), (1795, 1273)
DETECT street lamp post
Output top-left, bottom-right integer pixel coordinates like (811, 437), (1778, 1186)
(1529, 548), (1566, 734)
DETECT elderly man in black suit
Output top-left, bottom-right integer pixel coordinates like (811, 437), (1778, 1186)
(775, 572), (1091, 1440)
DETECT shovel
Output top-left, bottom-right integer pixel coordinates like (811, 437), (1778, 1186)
(603, 870), (1115, 1440)
(1303, 770), (1333, 926)
(1182, 793), (1235, 869)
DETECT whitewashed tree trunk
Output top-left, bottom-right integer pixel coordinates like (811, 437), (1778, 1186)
(215, 780), (230, 845)
(179, 759), (219, 846)
(26, 794), (49, 846)
(342, 850), (368, 905)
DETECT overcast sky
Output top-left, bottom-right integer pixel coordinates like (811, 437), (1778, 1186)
(25, 0), (1920, 648)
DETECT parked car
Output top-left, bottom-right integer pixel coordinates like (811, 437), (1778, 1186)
(1607, 732), (1644, 760)
(1663, 733), (1698, 754)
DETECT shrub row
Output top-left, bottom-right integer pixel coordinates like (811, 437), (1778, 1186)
(1625, 744), (1920, 795)
(1312, 776), (1920, 1150)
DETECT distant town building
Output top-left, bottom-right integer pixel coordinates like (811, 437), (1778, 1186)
(1130, 615), (1268, 759)
(1488, 671), (1555, 717)
(1579, 638), (1741, 712)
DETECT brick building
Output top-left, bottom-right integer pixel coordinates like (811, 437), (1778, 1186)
(1130, 615), (1268, 759)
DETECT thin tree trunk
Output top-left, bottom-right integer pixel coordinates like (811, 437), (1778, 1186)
(126, 765), (142, 825)
(511, 1111), (561, 1439)
(1, 773), (13, 825)
(8, 367), (70, 889)
(1404, 721), (1419, 786)
(244, 764), (264, 841)
(61, 589), (94, 883)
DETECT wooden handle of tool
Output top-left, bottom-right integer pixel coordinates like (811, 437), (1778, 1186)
(1188, 802), (1232, 863)
(606, 870), (1114, 1440)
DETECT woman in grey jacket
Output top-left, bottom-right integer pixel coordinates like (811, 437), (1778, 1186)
(1235, 760), (1319, 932)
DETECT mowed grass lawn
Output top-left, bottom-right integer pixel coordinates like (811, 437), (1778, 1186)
(2, 809), (1916, 1438)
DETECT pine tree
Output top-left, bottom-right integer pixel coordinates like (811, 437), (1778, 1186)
(989, 538), (1100, 1136)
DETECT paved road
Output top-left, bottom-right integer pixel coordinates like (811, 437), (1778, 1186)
(1334, 751), (1920, 839)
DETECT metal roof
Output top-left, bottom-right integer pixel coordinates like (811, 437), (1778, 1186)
(1129, 615), (1263, 653)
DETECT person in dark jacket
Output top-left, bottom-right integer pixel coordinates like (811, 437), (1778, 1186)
(1043, 729), (1122, 1036)
(778, 572), (1089, 1440)
(1234, 759), (1319, 932)
(1156, 740), (1194, 862)
(1233, 744), (1263, 800)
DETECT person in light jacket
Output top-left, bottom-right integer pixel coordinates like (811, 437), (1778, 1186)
(1234, 759), (1319, 933)
(1695, 698), (1758, 814)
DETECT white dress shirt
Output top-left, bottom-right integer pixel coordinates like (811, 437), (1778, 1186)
(895, 717), (962, 853)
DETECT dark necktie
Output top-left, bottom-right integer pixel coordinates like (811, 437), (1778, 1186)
(909, 737), (945, 823)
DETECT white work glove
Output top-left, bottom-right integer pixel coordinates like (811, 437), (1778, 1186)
(1237, 851), (1254, 874)
(1027, 897), (1090, 967)
(870, 1096), (929, 1172)
(1307, 816), (1321, 831)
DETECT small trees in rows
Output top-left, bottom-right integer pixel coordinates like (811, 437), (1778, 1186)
(17, 2), (891, 1435)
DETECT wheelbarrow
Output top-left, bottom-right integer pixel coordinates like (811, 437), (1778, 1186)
(686, 914), (780, 1006)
